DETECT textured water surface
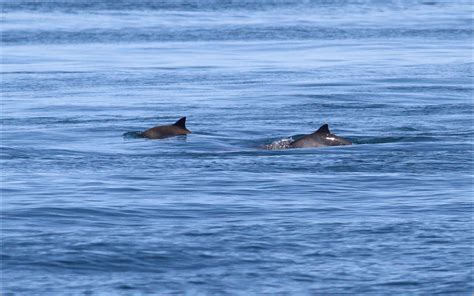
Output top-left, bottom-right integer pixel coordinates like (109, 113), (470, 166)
(1, 0), (473, 294)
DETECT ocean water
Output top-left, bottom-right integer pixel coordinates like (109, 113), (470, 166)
(1, 0), (473, 294)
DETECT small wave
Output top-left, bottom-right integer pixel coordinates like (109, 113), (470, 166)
(380, 280), (420, 287)
(353, 136), (440, 145)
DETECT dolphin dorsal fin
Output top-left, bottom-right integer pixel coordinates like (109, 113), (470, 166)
(314, 124), (330, 135)
(173, 117), (187, 129)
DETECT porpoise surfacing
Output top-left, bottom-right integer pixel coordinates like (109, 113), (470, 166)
(289, 124), (351, 148)
(142, 117), (191, 139)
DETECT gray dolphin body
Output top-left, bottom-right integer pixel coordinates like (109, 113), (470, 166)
(142, 117), (191, 139)
(289, 124), (351, 148)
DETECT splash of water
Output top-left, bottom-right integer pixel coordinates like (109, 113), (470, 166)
(122, 131), (144, 139)
(262, 137), (293, 150)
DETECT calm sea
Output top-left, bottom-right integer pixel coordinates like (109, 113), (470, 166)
(1, 0), (473, 294)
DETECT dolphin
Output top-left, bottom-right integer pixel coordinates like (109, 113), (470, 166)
(141, 117), (191, 139)
(289, 124), (351, 148)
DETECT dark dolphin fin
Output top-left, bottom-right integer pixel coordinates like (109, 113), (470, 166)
(173, 117), (187, 129)
(313, 124), (330, 135)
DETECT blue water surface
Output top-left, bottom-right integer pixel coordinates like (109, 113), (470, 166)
(1, 0), (473, 294)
